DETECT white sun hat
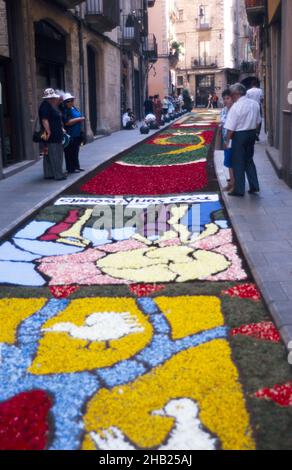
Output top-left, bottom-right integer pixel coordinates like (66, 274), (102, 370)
(63, 92), (75, 102)
(42, 88), (60, 100)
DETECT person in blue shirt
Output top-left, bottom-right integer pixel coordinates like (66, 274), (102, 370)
(62, 93), (86, 173)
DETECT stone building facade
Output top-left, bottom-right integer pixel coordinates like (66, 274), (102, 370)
(0, 0), (155, 179)
(247, 0), (292, 188)
(148, 0), (178, 99)
(174, 0), (252, 106)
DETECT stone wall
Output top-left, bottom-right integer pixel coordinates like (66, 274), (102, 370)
(0, 0), (9, 58)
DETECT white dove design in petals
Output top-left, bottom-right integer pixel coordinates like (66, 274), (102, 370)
(42, 311), (144, 342)
(90, 398), (217, 451)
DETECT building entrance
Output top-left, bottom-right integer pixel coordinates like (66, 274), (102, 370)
(0, 60), (17, 167)
(35, 20), (66, 102)
(195, 74), (215, 107)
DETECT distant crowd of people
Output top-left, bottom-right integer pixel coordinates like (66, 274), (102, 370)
(207, 92), (219, 109)
(122, 93), (187, 132)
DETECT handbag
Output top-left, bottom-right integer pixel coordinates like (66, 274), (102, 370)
(32, 114), (46, 143)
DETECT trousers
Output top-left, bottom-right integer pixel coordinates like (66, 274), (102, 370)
(64, 137), (81, 173)
(231, 130), (259, 195)
(44, 143), (64, 180)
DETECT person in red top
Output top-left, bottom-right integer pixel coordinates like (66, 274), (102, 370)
(153, 94), (162, 125)
(213, 93), (219, 109)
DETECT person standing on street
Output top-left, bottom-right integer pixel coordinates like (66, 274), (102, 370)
(207, 93), (213, 109)
(144, 96), (154, 116)
(213, 93), (219, 109)
(162, 96), (169, 116)
(38, 88), (67, 181)
(62, 93), (86, 174)
(220, 89), (235, 192)
(153, 94), (162, 125)
(224, 83), (262, 197)
(246, 78), (264, 141)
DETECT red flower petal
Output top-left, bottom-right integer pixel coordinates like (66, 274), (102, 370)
(255, 383), (292, 407)
(231, 321), (281, 343)
(200, 130), (215, 145)
(129, 283), (166, 297)
(39, 210), (80, 241)
(0, 390), (52, 450)
(49, 285), (80, 298)
(80, 162), (208, 196)
(222, 283), (261, 301)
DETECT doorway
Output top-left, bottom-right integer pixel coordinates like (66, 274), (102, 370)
(0, 61), (17, 167)
(35, 20), (66, 102)
(87, 45), (98, 135)
(195, 74), (215, 107)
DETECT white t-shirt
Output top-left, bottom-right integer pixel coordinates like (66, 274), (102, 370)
(225, 96), (262, 132)
(122, 113), (131, 127)
(162, 99), (169, 109)
(145, 113), (156, 123)
(246, 87), (264, 106)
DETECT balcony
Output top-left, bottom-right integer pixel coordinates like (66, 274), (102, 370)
(240, 61), (256, 73)
(143, 34), (158, 62)
(85, 0), (120, 33)
(52, 0), (83, 8)
(169, 52), (179, 69)
(191, 57), (218, 69)
(121, 15), (141, 50)
(51, 0), (83, 7)
(245, 0), (265, 26)
(148, 0), (156, 6)
(131, 8), (148, 36)
(196, 22), (212, 31)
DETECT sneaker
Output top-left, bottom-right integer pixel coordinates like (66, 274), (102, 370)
(223, 183), (234, 192)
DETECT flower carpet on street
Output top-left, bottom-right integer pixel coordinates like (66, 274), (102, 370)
(79, 120), (216, 195)
(0, 112), (292, 450)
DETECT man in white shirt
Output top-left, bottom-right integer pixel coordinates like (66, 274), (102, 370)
(246, 79), (264, 105)
(246, 78), (264, 141)
(224, 83), (262, 196)
(122, 109), (135, 130)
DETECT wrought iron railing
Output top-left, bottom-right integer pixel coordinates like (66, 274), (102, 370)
(85, 0), (120, 31)
(191, 57), (218, 68)
(121, 14), (141, 48)
(143, 34), (158, 62)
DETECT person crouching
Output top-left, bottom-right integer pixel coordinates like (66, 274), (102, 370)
(122, 109), (136, 129)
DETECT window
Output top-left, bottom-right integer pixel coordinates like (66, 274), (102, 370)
(198, 5), (210, 28)
(199, 40), (210, 63)
(179, 9), (184, 21)
(177, 76), (183, 86)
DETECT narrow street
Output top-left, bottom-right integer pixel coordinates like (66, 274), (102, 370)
(1, 111), (292, 450)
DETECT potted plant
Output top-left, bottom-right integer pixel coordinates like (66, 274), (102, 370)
(169, 41), (182, 68)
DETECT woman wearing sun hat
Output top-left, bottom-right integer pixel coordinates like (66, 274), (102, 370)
(62, 92), (85, 174)
(38, 88), (67, 180)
